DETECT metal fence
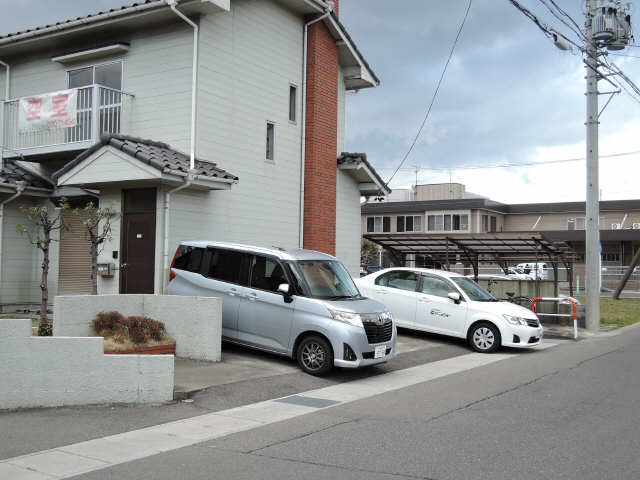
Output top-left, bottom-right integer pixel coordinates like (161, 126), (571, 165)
(2, 85), (133, 154)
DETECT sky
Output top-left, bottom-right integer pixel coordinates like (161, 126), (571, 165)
(1, 0), (639, 204)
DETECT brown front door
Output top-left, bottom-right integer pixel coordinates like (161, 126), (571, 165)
(120, 188), (156, 294)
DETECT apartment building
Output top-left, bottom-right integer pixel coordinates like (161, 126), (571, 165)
(0, 0), (388, 309)
(362, 183), (640, 268)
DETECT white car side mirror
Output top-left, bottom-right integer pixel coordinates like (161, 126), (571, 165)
(278, 283), (291, 295)
(448, 292), (461, 303)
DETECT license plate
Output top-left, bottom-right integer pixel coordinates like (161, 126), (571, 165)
(374, 345), (386, 359)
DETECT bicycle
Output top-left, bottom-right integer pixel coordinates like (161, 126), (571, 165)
(502, 291), (533, 308)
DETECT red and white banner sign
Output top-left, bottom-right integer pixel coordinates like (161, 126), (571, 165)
(18, 89), (77, 132)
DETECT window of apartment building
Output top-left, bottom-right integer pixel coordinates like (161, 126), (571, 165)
(601, 252), (621, 262)
(366, 216), (391, 233)
(68, 61), (122, 90)
(568, 216), (605, 230)
(397, 215), (422, 232)
(481, 215), (489, 232)
(428, 214), (469, 232)
(266, 122), (275, 161)
(289, 85), (297, 123)
(490, 216), (497, 233)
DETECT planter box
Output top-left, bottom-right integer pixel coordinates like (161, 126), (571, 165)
(105, 344), (176, 355)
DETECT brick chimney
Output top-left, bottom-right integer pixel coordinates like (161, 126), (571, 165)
(332, 0), (339, 16)
(303, 11), (339, 255)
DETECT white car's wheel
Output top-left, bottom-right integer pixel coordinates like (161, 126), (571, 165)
(468, 322), (501, 353)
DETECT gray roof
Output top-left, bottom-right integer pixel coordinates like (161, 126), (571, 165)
(0, 1), (162, 42)
(0, 160), (54, 190)
(338, 152), (391, 195)
(362, 198), (640, 215)
(52, 133), (238, 182)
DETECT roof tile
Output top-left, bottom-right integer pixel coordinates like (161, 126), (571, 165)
(52, 133), (238, 182)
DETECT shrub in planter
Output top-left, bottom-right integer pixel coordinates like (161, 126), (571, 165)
(91, 312), (168, 346)
(93, 311), (126, 337)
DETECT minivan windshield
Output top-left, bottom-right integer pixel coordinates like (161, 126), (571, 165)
(291, 260), (360, 299)
(451, 277), (497, 302)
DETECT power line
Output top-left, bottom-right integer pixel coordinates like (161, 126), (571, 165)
(382, 0), (473, 190)
(537, 0), (586, 42)
(374, 149), (640, 172)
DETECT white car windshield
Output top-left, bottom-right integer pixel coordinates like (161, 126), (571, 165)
(451, 277), (497, 302)
(291, 260), (360, 299)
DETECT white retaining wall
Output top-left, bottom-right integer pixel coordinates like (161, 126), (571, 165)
(0, 319), (173, 409)
(53, 295), (222, 362)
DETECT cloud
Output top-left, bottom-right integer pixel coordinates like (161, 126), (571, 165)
(342, 0), (640, 201)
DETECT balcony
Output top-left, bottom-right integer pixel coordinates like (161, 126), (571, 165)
(1, 85), (134, 159)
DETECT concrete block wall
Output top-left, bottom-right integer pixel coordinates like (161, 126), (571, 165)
(0, 319), (173, 409)
(53, 295), (222, 362)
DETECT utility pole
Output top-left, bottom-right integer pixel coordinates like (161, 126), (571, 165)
(585, 0), (600, 332)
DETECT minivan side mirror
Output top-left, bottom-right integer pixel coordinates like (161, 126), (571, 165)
(448, 292), (461, 304)
(278, 283), (294, 303)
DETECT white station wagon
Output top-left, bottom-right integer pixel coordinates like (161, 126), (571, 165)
(356, 268), (543, 353)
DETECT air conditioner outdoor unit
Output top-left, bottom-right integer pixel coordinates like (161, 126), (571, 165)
(612, 223), (621, 230)
(633, 223), (640, 229)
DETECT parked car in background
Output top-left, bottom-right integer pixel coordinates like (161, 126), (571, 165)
(360, 264), (383, 277)
(168, 242), (396, 375)
(356, 267), (543, 353)
(515, 262), (550, 280)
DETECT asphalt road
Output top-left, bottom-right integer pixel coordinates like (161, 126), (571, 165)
(62, 325), (640, 480)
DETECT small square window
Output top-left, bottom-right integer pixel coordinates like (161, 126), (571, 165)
(266, 122), (275, 161)
(289, 85), (297, 123)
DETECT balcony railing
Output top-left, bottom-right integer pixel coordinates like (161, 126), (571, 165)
(1, 85), (134, 158)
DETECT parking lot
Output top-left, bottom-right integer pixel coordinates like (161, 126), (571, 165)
(173, 328), (547, 412)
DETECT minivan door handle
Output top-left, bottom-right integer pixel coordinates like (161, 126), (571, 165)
(374, 289), (386, 294)
(246, 292), (258, 301)
(227, 288), (239, 297)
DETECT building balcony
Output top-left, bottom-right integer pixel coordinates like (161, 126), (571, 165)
(1, 85), (134, 160)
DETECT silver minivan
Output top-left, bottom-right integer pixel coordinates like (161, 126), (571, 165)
(166, 241), (396, 375)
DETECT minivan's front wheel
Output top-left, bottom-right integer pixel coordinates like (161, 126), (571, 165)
(297, 336), (334, 375)
(468, 322), (501, 353)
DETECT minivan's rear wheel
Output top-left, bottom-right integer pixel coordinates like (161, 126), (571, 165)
(468, 322), (501, 353)
(297, 336), (334, 375)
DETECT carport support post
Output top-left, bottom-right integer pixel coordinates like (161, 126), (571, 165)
(473, 256), (479, 282)
(446, 237), (450, 271)
(613, 247), (640, 299)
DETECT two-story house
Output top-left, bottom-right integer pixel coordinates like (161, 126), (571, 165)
(0, 0), (389, 310)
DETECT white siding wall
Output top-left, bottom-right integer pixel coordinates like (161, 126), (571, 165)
(190, 0), (304, 249)
(96, 188), (122, 295)
(337, 68), (346, 155)
(2, 21), (193, 150)
(335, 170), (361, 276)
(0, 198), (59, 307)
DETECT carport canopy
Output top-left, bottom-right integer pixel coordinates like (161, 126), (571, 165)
(363, 232), (579, 282)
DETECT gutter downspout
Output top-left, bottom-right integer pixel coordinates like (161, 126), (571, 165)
(299, 5), (332, 248)
(0, 59), (9, 168)
(162, 173), (194, 293)
(167, 0), (198, 170)
(0, 181), (25, 301)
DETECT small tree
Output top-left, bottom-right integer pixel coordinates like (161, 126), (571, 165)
(79, 202), (118, 295)
(17, 199), (71, 327)
(361, 238), (379, 266)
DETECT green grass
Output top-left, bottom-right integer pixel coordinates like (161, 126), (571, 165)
(579, 297), (640, 329)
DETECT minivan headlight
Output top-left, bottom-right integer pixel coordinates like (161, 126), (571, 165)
(328, 308), (363, 328)
(503, 314), (527, 326)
